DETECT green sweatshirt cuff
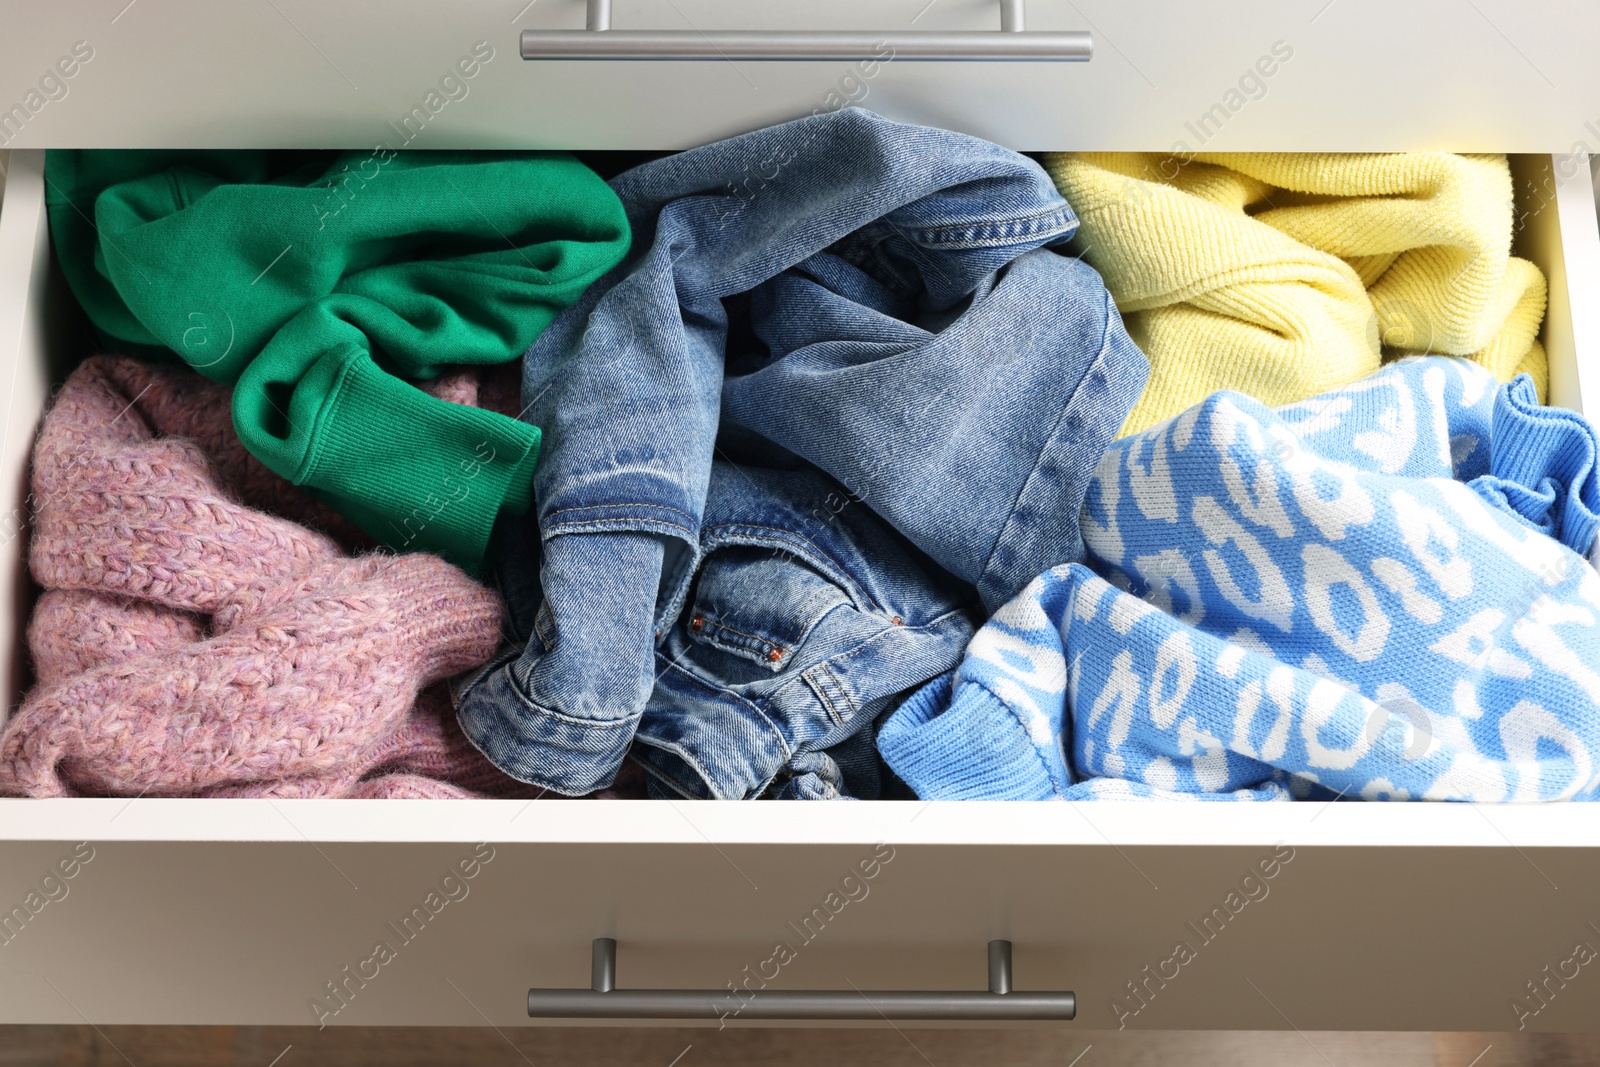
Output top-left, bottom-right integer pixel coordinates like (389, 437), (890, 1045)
(237, 345), (540, 572)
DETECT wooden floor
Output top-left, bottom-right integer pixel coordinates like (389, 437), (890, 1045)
(0, 1028), (1596, 1066)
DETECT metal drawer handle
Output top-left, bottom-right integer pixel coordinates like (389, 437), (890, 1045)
(526, 938), (1076, 1021)
(520, 0), (1092, 62)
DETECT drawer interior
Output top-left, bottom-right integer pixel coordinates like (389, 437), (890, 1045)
(2, 146), (1598, 745)
(0, 147), (1598, 1033)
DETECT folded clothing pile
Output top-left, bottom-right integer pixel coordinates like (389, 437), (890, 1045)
(1045, 153), (1549, 435)
(880, 358), (1600, 801)
(0, 356), (576, 799)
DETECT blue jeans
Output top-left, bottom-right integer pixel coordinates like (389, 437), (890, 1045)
(631, 461), (975, 799)
(455, 108), (1147, 795)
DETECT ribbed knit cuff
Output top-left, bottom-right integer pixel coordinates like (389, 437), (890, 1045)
(297, 351), (542, 573)
(877, 672), (1067, 801)
(1482, 373), (1600, 556)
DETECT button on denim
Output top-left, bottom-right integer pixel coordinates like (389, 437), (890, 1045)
(455, 108), (1148, 795)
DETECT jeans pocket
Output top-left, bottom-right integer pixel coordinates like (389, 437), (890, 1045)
(683, 544), (852, 673)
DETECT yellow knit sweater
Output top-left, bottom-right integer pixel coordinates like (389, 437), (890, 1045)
(1043, 152), (1547, 436)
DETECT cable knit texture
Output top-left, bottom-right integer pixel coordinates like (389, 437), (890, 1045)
(26, 590), (204, 691)
(0, 356), (546, 799)
(1044, 152), (1548, 435)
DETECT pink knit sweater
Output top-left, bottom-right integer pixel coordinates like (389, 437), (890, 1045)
(0, 357), (565, 799)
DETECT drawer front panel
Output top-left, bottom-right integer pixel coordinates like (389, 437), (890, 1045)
(2, 1), (1600, 150)
(0, 802), (1598, 1031)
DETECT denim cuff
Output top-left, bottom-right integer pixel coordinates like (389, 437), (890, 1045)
(453, 530), (669, 795)
(454, 659), (638, 796)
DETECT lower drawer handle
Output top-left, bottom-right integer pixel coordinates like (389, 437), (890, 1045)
(519, 0), (1093, 62)
(526, 938), (1076, 1021)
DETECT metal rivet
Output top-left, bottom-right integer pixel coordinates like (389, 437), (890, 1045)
(891, 615), (903, 626)
(690, 616), (704, 631)
(767, 648), (784, 663)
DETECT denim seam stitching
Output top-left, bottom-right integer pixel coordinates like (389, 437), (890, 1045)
(765, 606), (973, 712)
(654, 534), (706, 631)
(533, 602), (556, 652)
(915, 230), (1074, 251)
(701, 522), (883, 614)
(694, 616), (790, 665)
(820, 660), (856, 724)
(976, 288), (1118, 593)
(544, 516), (697, 537)
(545, 501), (698, 524)
(453, 700), (622, 798)
(500, 674), (644, 731)
(909, 207), (1076, 248)
(915, 204), (1073, 236)
(801, 664), (848, 730)
(913, 228), (1076, 251)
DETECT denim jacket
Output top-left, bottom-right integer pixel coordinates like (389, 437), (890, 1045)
(455, 109), (1147, 794)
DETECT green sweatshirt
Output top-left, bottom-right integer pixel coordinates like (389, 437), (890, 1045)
(46, 149), (631, 572)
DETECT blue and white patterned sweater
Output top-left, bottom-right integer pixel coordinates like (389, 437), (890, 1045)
(879, 358), (1600, 801)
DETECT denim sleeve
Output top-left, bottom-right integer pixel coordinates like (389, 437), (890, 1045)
(724, 249), (1148, 610)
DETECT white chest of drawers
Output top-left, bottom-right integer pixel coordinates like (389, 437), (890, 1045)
(3, 1), (1600, 1032)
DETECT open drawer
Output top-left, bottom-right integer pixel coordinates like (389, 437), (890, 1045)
(2, 146), (1599, 1034)
(5, 2), (1600, 1027)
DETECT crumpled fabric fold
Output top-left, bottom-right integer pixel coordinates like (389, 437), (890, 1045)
(0, 357), (544, 800)
(880, 358), (1600, 802)
(1045, 152), (1548, 435)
